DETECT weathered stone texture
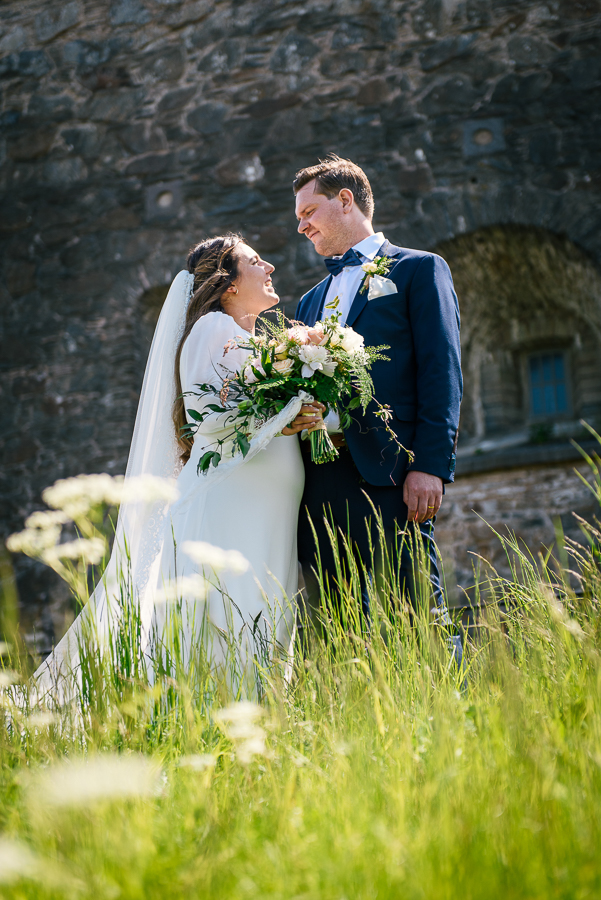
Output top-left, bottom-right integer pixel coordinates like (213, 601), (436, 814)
(436, 460), (598, 605)
(1, 0), (601, 647)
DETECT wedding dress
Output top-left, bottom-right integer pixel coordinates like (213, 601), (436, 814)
(34, 272), (305, 698)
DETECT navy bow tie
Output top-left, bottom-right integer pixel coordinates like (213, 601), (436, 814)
(324, 248), (364, 278)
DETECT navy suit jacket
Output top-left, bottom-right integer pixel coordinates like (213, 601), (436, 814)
(295, 240), (462, 487)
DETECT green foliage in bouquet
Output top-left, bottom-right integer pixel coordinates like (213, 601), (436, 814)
(183, 312), (396, 471)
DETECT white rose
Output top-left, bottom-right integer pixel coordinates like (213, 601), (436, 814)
(273, 342), (289, 359)
(297, 344), (329, 378)
(362, 261), (379, 274)
(339, 327), (365, 354)
(272, 358), (294, 375)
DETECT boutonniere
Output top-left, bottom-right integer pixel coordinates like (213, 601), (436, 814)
(360, 256), (396, 300)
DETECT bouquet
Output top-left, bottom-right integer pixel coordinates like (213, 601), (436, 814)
(185, 312), (393, 471)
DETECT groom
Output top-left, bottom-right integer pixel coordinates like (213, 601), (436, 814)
(292, 155), (462, 652)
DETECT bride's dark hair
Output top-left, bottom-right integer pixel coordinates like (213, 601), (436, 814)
(173, 232), (244, 462)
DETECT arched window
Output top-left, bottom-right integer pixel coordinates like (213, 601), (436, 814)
(435, 225), (601, 465)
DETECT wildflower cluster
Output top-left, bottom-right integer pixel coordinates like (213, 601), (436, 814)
(186, 312), (390, 468)
(6, 473), (178, 596)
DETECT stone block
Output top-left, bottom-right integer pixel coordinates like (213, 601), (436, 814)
(85, 88), (145, 123)
(124, 152), (175, 177)
(187, 103), (227, 135)
(528, 132), (559, 166)
(5, 261), (35, 297)
(35, 1), (81, 43)
(397, 164), (435, 195)
(508, 36), (556, 69)
(138, 46), (185, 83)
(214, 154), (265, 186)
(0, 26), (26, 56)
(0, 50), (52, 79)
(144, 180), (183, 220)
(109, 0), (151, 25)
(270, 33), (320, 74)
(419, 76), (480, 116)
(8, 126), (55, 161)
(463, 118), (506, 158)
(419, 33), (478, 72)
(157, 87), (197, 113)
(320, 51), (366, 79)
(197, 39), (243, 74)
(356, 79), (389, 107)
(117, 123), (165, 154)
(27, 94), (75, 122)
(61, 125), (100, 158)
(43, 157), (87, 186)
(331, 21), (368, 49)
(242, 92), (301, 120)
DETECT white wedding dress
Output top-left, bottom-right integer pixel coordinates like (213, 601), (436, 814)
(153, 310), (305, 669)
(34, 272), (305, 699)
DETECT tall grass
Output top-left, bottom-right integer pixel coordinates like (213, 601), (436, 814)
(1, 436), (601, 898)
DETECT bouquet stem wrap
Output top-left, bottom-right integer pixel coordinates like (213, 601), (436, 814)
(308, 417), (338, 464)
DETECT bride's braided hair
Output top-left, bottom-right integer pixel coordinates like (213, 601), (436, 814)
(173, 233), (244, 462)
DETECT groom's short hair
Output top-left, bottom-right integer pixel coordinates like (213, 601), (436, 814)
(293, 154), (374, 220)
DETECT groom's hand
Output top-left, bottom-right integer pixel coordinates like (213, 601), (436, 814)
(403, 471), (443, 523)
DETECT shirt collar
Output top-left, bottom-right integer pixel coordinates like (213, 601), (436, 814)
(352, 232), (385, 261)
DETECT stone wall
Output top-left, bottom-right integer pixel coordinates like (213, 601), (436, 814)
(1, 0), (601, 647)
(436, 458), (598, 604)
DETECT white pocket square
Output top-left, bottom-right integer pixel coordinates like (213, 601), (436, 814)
(367, 274), (397, 300)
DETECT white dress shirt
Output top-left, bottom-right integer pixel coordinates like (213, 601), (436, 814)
(322, 232), (385, 433)
(323, 232), (386, 324)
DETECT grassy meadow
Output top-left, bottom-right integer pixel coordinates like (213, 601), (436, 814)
(1, 437), (601, 899)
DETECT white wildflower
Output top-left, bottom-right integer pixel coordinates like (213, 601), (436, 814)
(7, 524), (61, 557)
(24, 510), (69, 530)
(177, 753), (217, 771)
(297, 344), (329, 378)
(156, 573), (210, 604)
(0, 670), (19, 688)
(41, 473), (177, 518)
(42, 473), (124, 517)
(32, 754), (160, 807)
(25, 710), (57, 729)
(41, 536), (107, 567)
(183, 540), (249, 574)
(0, 838), (40, 884)
(214, 701), (269, 764)
(120, 474), (179, 505)
(272, 358), (294, 375)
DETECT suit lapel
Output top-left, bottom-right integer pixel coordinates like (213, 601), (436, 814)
(307, 276), (331, 325)
(345, 240), (403, 328)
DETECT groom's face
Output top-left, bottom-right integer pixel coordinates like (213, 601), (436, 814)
(295, 180), (351, 257)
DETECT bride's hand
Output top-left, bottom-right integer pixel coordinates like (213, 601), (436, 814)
(282, 402), (326, 435)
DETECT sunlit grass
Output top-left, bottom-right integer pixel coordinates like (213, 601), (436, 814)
(2, 434), (601, 898)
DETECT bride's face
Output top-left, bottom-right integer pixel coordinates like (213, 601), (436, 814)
(224, 243), (279, 317)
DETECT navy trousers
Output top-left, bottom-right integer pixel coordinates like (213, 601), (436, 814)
(297, 445), (462, 663)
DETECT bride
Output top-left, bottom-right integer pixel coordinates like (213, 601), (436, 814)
(34, 233), (323, 695)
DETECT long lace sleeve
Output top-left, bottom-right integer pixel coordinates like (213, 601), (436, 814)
(180, 311), (251, 437)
